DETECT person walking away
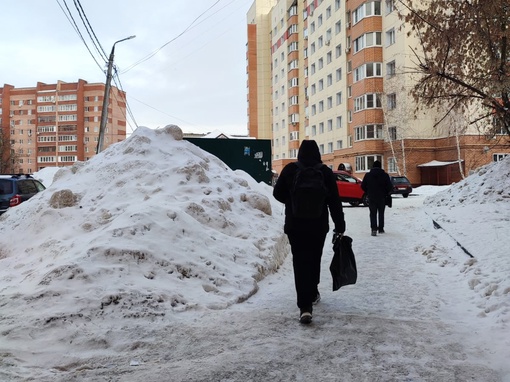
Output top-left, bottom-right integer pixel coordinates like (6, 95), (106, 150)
(273, 140), (345, 324)
(361, 160), (393, 236)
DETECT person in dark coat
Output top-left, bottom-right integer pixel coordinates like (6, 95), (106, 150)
(273, 140), (346, 324)
(361, 160), (393, 236)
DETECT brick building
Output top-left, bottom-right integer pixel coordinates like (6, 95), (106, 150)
(246, 0), (510, 185)
(0, 79), (127, 174)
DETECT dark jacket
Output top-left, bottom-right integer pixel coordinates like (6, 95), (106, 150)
(273, 140), (345, 234)
(361, 167), (393, 202)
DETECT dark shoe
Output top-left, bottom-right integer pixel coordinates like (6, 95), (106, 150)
(378, 228), (385, 234)
(299, 311), (312, 324)
(312, 292), (321, 305)
(371, 230), (377, 236)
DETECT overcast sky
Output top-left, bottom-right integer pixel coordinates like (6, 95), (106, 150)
(1, 0), (253, 136)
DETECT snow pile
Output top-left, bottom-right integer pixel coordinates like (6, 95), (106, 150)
(0, 125), (288, 332)
(423, 156), (510, 326)
(424, 155), (510, 207)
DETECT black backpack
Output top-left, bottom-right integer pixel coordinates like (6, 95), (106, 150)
(291, 162), (328, 219)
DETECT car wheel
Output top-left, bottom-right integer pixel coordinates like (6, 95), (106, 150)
(403, 193), (409, 198)
(349, 201), (360, 207)
(362, 194), (369, 206)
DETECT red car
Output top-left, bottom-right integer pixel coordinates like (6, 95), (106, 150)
(333, 170), (368, 207)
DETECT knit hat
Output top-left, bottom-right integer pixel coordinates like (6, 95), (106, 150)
(373, 160), (382, 168)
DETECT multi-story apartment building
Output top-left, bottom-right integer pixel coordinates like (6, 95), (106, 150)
(247, 0), (510, 185)
(0, 79), (127, 174)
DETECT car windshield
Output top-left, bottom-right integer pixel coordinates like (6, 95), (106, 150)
(393, 177), (410, 184)
(336, 173), (357, 183)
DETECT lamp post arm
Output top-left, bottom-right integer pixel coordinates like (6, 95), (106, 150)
(96, 35), (136, 154)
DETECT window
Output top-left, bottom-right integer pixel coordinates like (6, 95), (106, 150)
(388, 126), (397, 140)
(336, 140), (343, 149)
(336, 92), (343, 105)
(386, 28), (396, 46)
(327, 74), (333, 86)
(328, 119), (333, 131)
(336, 68), (342, 81)
(356, 155), (383, 172)
(318, 58), (324, 69)
(355, 124), (384, 140)
(335, 21), (342, 34)
(493, 153), (508, 161)
(336, 116), (343, 129)
(318, 101), (324, 112)
(353, 1), (381, 25)
(353, 62), (382, 82)
(319, 122), (324, 134)
(386, 60), (396, 77)
(353, 32), (382, 53)
(318, 79), (324, 90)
(318, 36), (323, 49)
(386, 0), (395, 14)
(328, 142), (333, 153)
(354, 94), (382, 111)
(388, 157), (397, 173)
(387, 93), (397, 109)
(327, 51), (332, 64)
(327, 97), (333, 109)
(335, 44), (342, 58)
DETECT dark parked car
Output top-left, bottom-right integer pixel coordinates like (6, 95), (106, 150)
(333, 170), (368, 206)
(0, 174), (46, 215)
(390, 175), (412, 198)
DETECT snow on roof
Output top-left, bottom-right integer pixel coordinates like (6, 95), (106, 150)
(418, 159), (463, 167)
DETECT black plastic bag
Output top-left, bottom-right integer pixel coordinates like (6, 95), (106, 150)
(330, 235), (357, 291)
(385, 194), (392, 208)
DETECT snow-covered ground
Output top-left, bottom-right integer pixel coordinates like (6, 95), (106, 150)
(0, 125), (508, 381)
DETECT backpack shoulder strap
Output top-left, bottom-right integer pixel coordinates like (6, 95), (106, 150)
(295, 161), (305, 170)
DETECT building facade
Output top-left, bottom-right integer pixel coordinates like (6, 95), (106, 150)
(246, 0), (510, 185)
(0, 79), (127, 174)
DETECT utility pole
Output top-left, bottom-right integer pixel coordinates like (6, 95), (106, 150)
(96, 35), (135, 154)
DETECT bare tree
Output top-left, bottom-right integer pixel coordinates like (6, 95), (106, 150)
(0, 128), (17, 174)
(399, 0), (510, 140)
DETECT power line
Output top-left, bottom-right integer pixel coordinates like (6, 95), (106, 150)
(54, 0), (106, 72)
(72, 0), (109, 62)
(121, 0), (222, 73)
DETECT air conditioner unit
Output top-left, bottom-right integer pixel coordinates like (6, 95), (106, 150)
(325, 40), (330, 46)
(9, 114), (14, 118)
(345, 47), (351, 54)
(346, 22), (351, 29)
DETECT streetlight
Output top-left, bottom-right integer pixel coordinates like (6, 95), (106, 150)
(96, 35), (136, 154)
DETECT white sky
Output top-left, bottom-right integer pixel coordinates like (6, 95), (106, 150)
(0, 126), (509, 380)
(0, 1), (252, 136)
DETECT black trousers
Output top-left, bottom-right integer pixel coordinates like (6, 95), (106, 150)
(368, 198), (386, 230)
(287, 230), (327, 312)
